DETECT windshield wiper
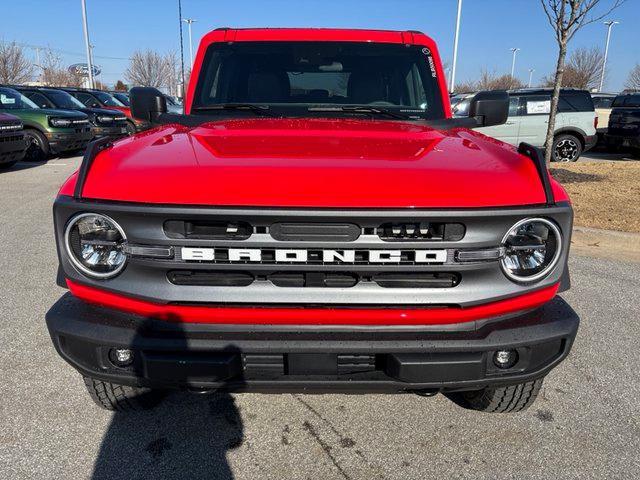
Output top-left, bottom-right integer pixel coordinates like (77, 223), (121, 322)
(308, 105), (411, 120)
(192, 103), (273, 116)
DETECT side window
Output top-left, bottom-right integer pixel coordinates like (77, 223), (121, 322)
(522, 95), (551, 115)
(593, 97), (613, 109)
(27, 92), (53, 108)
(77, 93), (95, 107)
(508, 96), (521, 116)
(559, 93), (594, 112)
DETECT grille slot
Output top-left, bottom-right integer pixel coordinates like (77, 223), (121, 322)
(164, 220), (252, 240)
(168, 270), (254, 286)
(372, 272), (459, 288)
(379, 222), (465, 241)
(269, 272), (359, 288)
(270, 222), (360, 242)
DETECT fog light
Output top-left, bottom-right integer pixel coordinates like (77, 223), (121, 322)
(493, 349), (518, 369)
(109, 348), (134, 367)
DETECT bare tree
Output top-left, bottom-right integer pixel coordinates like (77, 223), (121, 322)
(455, 69), (524, 93)
(625, 64), (640, 90)
(0, 41), (35, 84)
(40, 49), (83, 87)
(540, 0), (624, 164)
(542, 47), (605, 89)
(125, 50), (175, 89)
(114, 80), (128, 91)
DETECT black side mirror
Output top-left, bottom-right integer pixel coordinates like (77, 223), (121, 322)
(468, 90), (509, 127)
(130, 87), (167, 124)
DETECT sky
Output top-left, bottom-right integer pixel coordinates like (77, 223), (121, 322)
(3, 0), (639, 92)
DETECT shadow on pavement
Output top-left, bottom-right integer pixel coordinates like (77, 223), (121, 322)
(91, 318), (244, 480)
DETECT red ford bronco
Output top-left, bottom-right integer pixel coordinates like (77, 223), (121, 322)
(47, 28), (578, 413)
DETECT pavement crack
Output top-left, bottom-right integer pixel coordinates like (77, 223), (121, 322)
(302, 420), (352, 480)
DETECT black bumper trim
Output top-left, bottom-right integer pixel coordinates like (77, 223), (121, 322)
(46, 294), (579, 394)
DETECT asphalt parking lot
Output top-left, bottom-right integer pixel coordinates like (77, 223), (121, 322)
(1, 156), (639, 480)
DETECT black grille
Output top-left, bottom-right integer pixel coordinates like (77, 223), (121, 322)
(164, 220), (253, 240)
(270, 222), (360, 242)
(378, 222), (465, 241)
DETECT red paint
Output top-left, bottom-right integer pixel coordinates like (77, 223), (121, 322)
(70, 119), (548, 207)
(67, 279), (559, 326)
(185, 28), (451, 117)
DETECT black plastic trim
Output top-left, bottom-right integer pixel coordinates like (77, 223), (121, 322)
(517, 142), (555, 206)
(73, 136), (113, 200)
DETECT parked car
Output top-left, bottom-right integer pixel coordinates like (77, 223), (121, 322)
(60, 88), (151, 134)
(605, 92), (640, 156)
(111, 90), (183, 114)
(450, 92), (475, 118)
(591, 92), (616, 137)
(0, 86), (92, 161)
(47, 28), (578, 414)
(0, 112), (26, 169)
(15, 87), (129, 141)
(475, 88), (597, 162)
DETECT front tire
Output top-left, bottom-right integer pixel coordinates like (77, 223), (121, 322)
(446, 378), (544, 413)
(552, 134), (582, 162)
(0, 160), (18, 169)
(23, 129), (49, 162)
(83, 376), (165, 411)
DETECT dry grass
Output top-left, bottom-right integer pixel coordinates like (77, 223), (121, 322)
(550, 161), (640, 233)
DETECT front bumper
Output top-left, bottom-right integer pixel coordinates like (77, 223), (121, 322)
(46, 294), (579, 394)
(92, 124), (129, 140)
(47, 129), (93, 154)
(0, 131), (26, 164)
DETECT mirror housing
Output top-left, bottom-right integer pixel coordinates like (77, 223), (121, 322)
(468, 90), (509, 127)
(130, 87), (167, 124)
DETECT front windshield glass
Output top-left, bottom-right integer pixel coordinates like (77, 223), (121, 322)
(193, 41), (445, 119)
(0, 88), (39, 110)
(93, 91), (125, 107)
(113, 93), (130, 106)
(46, 90), (86, 109)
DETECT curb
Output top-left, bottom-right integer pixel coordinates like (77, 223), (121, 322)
(571, 226), (640, 263)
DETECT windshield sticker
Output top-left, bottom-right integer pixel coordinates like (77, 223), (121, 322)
(526, 100), (550, 114)
(422, 48), (437, 78)
(0, 94), (16, 105)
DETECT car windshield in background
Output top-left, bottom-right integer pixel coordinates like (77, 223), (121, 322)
(47, 90), (86, 109)
(0, 88), (38, 110)
(612, 94), (640, 107)
(93, 91), (125, 107)
(112, 93), (130, 106)
(192, 41), (445, 119)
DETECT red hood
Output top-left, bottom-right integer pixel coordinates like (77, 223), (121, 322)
(71, 118), (552, 208)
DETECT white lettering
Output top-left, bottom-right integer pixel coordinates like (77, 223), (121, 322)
(275, 249), (308, 262)
(228, 249), (262, 261)
(415, 250), (447, 263)
(369, 250), (402, 263)
(182, 247), (214, 261)
(322, 250), (356, 263)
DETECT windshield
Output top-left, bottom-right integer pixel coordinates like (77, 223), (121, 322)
(46, 90), (86, 109)
(112, 92), (130, 106)
(192, 41), (445, 119)
(0, 88), (39, 110)
(93, 91), (125, 107)
(613, 94), (640, 107)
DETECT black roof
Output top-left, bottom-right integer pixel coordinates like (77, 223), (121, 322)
(508, 87), (590, 95)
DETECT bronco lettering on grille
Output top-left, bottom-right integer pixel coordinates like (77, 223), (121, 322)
(181, 247), (447, 264)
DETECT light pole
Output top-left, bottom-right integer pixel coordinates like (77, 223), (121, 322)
(449, 0), (463, 93)
(528, 68), (535, 87)
(80, 0), (94, 88)
(182, 18), (197, 67)
(599, 21), (619, 92)
(509, 48), (520, 78)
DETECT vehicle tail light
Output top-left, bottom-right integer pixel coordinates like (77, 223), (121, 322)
(594, 116), (598, 129)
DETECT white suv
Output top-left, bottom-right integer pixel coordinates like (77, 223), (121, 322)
(470, 89), (598, 162)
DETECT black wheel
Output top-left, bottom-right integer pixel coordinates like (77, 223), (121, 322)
(552, 134), (582, 162)
(446, 378), (544, 413)
(23, 129), (49, 162)
(83, 376), (165, 411)
(125, 121), (136, 135)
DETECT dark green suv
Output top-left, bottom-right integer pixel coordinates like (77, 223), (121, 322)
(0, 86), (93, 161)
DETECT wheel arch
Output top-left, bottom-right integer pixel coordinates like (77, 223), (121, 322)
(554, 127), (587, 148)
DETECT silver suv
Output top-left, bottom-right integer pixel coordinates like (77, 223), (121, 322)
(457, 89), (597, 162)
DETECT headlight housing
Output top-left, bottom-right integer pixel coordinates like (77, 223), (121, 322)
(49, 117), (72, 128)
(64, 213), (127, 279)
(96, 115), (115, 124)
(500, 218), (562, 283)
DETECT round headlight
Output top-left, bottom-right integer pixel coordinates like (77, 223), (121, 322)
(49, 117), (72, 128)
(96, 115), (114, 124)
(500, 218), (562, 283)
(65, 213), (127, 279)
